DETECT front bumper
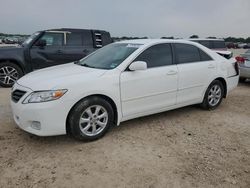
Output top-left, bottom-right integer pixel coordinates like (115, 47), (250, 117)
(10, 83), (72, 136)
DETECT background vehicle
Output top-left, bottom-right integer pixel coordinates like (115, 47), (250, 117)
(2, 37), (18, 44)
(236, 50), (250, 82)
(189, 38), (233, 59)
(0, 28), (112, 87)
(238, 43), (248, 49)
(243, 43), (250, 49)
(226, 42), (238, 49)
(10, 39), (239, 141)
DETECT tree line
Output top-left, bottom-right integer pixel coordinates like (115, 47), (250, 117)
(187, 35), (250, 43)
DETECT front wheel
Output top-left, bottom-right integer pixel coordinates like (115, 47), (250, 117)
(68, 97), (114, 141)
(200, 80), (224, 110)
(0, 62), (23, 87)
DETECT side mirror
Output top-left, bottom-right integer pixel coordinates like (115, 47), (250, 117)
(129, 61), (147, 71)
(35, 39), (46, 48)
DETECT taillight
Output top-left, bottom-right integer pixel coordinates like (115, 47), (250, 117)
(235, 56), (246, 64)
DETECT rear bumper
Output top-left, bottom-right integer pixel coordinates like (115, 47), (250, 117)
(239, 66), (250, 78)
(226, 75), (239, 93)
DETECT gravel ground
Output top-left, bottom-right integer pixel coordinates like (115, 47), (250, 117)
(0, 82), (250, 188)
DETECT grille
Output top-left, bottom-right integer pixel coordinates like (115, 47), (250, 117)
(11, 90), (26, 103)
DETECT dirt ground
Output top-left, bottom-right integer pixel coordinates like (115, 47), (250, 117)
(0, 81), (249, 188)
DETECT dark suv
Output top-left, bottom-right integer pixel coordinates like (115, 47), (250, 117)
(0, 28), (112, 87)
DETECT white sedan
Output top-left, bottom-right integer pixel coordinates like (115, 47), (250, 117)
(10, 39), (239, 141)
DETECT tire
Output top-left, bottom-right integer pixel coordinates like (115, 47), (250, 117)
(0, 62), (23, 87)
(239, 77), (246, 83)
(200, 80), (224, 110)
(68, 97), (114, 141)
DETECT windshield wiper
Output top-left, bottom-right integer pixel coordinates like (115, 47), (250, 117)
(80, 64), (95, 68)
(74, 60), (80, 64)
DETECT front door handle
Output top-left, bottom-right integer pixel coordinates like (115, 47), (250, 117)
(57, 50), (63, 54)
(167, 70), (177, 75)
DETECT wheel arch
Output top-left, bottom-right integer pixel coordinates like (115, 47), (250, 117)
(0, 59), (25, 74)
(214, 77), (227, 98)
(66, 94), (119, 135)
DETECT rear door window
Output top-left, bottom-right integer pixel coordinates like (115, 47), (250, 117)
(82, 31), (93, 46)
(66, 33), (83, 46)
(199, 49), (213, 61)
(174, 43), (201, 64)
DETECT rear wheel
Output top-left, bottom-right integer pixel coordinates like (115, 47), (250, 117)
(0, 62), (23, 87)
(201, 80), (224, 110)
(68, 97), (114, 141)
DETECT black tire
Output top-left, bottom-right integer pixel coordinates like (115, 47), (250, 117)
(239, 77), (246, 83)
(200, 80), (224, 110)
(68, 97), (114, 141)
(0, 62), (23, 87)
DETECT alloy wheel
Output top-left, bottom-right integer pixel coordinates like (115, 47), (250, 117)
(208, 85), (222, 106)
(0, 66), (19, 85)
(79, 105), (108, 136)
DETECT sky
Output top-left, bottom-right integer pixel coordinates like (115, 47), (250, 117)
(0, 0), (249, 38)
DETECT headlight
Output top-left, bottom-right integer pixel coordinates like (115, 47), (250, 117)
(23, 89), (67, 104)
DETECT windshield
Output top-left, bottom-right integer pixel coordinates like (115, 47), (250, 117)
(22, 32), (41, 46)
(78, 43), (141, 69)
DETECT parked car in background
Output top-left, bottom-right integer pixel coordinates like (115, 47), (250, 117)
(10, 39), (239, 141)
(238, 43), (248, 49)
(243, 43), (250, 49)
(2, 37), (18, 44)
(189, 39), (233, 59)
(0, 28), (112, 87)
(236, 50), (250, 82)
(226, 42), (238, 49)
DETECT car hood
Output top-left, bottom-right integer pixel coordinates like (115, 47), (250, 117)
(0, 45), (22, 49)
(0, 45), (24, 53)
(17, 63), (107, 91)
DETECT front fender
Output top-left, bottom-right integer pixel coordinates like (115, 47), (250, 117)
(0, 48), (27, 73)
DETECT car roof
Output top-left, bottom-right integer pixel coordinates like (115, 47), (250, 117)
(42, 28), (109, 33)
(117, 39), (198, 46)
(188, 38), (225, 41)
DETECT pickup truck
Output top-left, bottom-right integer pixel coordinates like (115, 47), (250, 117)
(0, 28), (112, 87)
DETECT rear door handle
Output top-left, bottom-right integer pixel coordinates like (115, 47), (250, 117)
(167, 70), (177, 75)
